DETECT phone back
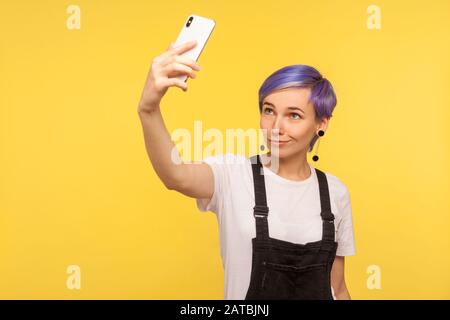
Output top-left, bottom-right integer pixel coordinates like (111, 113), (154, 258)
(173, 14), (215, 82)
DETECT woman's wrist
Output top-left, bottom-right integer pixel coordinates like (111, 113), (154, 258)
(138, 102), (161, 117)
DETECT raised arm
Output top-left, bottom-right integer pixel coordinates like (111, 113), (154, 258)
(137, 40), (214, 200)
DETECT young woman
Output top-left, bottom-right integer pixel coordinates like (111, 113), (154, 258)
(137, 40), (356, 300)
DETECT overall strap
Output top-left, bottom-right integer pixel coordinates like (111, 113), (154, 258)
(250, 154), (270, 240)
(315, 168), (336, 242)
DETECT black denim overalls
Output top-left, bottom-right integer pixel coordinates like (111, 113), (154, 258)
(245, 154), (338, 300)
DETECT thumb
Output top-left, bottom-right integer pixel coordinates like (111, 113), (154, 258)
(167, 42), (174, 50)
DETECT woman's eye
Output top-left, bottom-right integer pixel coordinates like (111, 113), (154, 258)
(263, 109), (301, 119)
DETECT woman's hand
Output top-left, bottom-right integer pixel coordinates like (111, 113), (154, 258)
(138, 40), (202, 114)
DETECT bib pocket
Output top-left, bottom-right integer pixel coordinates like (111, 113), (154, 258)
(259, 261), (329, 299)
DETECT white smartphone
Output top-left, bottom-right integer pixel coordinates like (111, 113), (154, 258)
(173, 14), (216, 82)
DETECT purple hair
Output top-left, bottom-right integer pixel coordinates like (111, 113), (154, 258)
(258, 64), (337, 152)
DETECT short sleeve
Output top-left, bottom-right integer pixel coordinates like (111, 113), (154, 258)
(195, 154), (227, 215)
(335, 184), (356, 256)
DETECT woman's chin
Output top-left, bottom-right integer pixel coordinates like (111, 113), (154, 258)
(265, 146), (303, 159)
(265, 147), (289, 157)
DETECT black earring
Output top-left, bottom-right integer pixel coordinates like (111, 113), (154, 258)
(312, 130), (325, 162)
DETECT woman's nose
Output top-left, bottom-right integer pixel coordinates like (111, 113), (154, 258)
(272, 117), (285, 136)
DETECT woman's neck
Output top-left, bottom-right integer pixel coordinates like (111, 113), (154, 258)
(261, 152), (311, 181)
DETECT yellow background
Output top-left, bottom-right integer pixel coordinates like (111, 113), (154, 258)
(1, 0), (449, 299)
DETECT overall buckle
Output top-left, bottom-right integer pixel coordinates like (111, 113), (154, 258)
(253, 205), (269, 218)
(321, 211), (335, 223)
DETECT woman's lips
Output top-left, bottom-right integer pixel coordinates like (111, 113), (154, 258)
(268, 139), (291, 146)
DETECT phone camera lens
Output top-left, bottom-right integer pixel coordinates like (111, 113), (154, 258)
(186, 16), (193, 27)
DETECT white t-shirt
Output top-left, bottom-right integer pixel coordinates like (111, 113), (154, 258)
(195, 153), (356, 300)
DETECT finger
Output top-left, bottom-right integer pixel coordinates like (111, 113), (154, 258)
(169, 39), (198, 55)
(162, 61), (197, 78)
(174, 55), (201, 71)
(162, 77), (188, 91)
(157, 40), (200, 70)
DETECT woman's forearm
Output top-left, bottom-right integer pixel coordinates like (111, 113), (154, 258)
(335, 287), (351, 300)
(138, 107), (184, 189)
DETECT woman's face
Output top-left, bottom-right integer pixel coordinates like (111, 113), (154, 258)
(260, 87), (328, 158)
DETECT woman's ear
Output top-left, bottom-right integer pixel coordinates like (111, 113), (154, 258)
(320, 117), (330, 132)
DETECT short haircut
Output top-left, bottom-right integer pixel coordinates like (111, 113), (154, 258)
(258, 64), (337, 152)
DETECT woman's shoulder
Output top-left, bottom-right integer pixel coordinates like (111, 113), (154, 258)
(317, 168), (350, 199)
